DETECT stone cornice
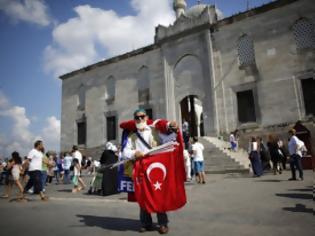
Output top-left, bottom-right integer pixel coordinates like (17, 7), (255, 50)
(59, 44), (159, 80)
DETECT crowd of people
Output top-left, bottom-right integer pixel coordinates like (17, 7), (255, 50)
(245, 128), (307, 180)
(0, 112), (310, 236)
(0, 141), (109, 201)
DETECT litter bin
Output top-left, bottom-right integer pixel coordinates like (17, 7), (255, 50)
(100, 149), (118, 196)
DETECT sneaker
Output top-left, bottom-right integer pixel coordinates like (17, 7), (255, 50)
(300, 177), (304, 181)
(28, 189), (33, 194)
(288, 178), (297, 181)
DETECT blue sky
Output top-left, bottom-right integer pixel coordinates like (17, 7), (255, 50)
(0, 0), (273, 157)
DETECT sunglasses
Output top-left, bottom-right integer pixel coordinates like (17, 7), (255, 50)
(134, 115), (146, 120)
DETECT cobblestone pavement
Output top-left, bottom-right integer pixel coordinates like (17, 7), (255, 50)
(0, 170), (313, 236)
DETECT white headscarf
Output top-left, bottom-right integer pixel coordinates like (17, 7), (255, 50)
(105, 142), (117, 152)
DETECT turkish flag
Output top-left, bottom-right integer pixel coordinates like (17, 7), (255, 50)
(133, 144), (187, 213)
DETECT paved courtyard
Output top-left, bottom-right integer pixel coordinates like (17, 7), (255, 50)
(0, 170), (313, 236)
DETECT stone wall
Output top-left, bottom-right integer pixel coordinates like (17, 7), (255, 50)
(60, 47), (166, 152)
(212, 0), (315, 134)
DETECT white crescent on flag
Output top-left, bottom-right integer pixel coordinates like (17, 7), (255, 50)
(146, 162), (167, 183)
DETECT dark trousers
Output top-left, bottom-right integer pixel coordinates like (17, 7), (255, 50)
(289, 154), (303, 179)
(140, 208), (168, 227)
(24, 170), (42, 194)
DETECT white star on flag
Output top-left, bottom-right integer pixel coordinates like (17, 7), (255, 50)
(153, 181), (162, 190)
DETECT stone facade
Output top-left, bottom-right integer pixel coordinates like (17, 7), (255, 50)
(59, 0), (315, 157)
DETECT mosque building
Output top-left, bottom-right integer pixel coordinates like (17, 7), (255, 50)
(59, 0), (314, 161)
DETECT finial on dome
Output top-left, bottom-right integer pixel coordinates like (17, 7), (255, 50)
(174, 0), (187, 18)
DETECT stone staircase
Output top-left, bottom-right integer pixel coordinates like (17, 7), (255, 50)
(199, 137), (250, 174)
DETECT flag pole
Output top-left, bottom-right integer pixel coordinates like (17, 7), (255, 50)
(101, 141), (179, 170)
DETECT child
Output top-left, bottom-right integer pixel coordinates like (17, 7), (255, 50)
(1, 152), (25, 200)
(11, 152), (25, 200)
(0, 158), (13, 198)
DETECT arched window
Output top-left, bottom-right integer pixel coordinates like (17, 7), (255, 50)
(105, 76), (115, 104)
(293, 18), (315, 50)
(137, 66), (150, 104)
(237, 34), (256, 68)
(78, 84), (85, 110)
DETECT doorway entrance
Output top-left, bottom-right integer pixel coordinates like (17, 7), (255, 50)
(180, 95), (204, 137)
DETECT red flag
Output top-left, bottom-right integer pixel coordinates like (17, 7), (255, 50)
(133, 144), (187, 213)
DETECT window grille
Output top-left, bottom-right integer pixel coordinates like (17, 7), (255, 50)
(237, 35), (256, 67)
(293, 18), (315, 50)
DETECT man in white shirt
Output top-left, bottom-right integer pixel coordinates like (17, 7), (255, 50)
(72, 145), (86, 189)
(63, 152), (73, 184)
(288, 129), (304, 181)
(24, 140), (48, 200)
(192, 137), (206, 184)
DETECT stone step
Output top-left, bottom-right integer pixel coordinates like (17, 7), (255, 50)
(205, 169), (249, 174)
(196, 137), (248, 174)
(204, 164), (245, 168)
(201, 136), (251, 169)
(205, 161), (242, 166)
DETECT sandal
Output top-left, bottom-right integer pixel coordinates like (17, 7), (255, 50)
(41, 196), (49, 201)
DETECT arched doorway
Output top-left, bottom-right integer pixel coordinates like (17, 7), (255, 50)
(180, 95), (204, 138)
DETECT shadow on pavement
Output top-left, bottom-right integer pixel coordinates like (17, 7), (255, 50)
(275, 193), (312, 200)
(255, 179), (283, 182)
(76, 214), (140, 231)
(287, 188), (312, 192)
(57, 189), (72, 193)
(282, 204), (313, 214)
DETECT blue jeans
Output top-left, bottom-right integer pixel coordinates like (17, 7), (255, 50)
(194, 161), (204, 173)
(64, 169), (70, 184)
(41, 171), (47, 190)
(289, 154), (303, 179)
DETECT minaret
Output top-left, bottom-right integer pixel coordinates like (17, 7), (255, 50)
(173, 0), (187, 18)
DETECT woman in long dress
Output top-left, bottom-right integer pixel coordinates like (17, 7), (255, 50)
(248, 137), (263, 177)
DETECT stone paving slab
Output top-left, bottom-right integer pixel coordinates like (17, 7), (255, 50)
(0, 170), (313, 236)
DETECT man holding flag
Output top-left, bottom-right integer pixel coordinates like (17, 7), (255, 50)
(120, 109), (186, 234)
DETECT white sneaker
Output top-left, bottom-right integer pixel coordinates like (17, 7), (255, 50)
(28, 189), (33, 194)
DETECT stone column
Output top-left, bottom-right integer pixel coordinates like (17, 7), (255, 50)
(163, 57), (177, 121)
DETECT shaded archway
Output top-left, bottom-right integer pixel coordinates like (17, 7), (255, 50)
(180, 95), (204, 138)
